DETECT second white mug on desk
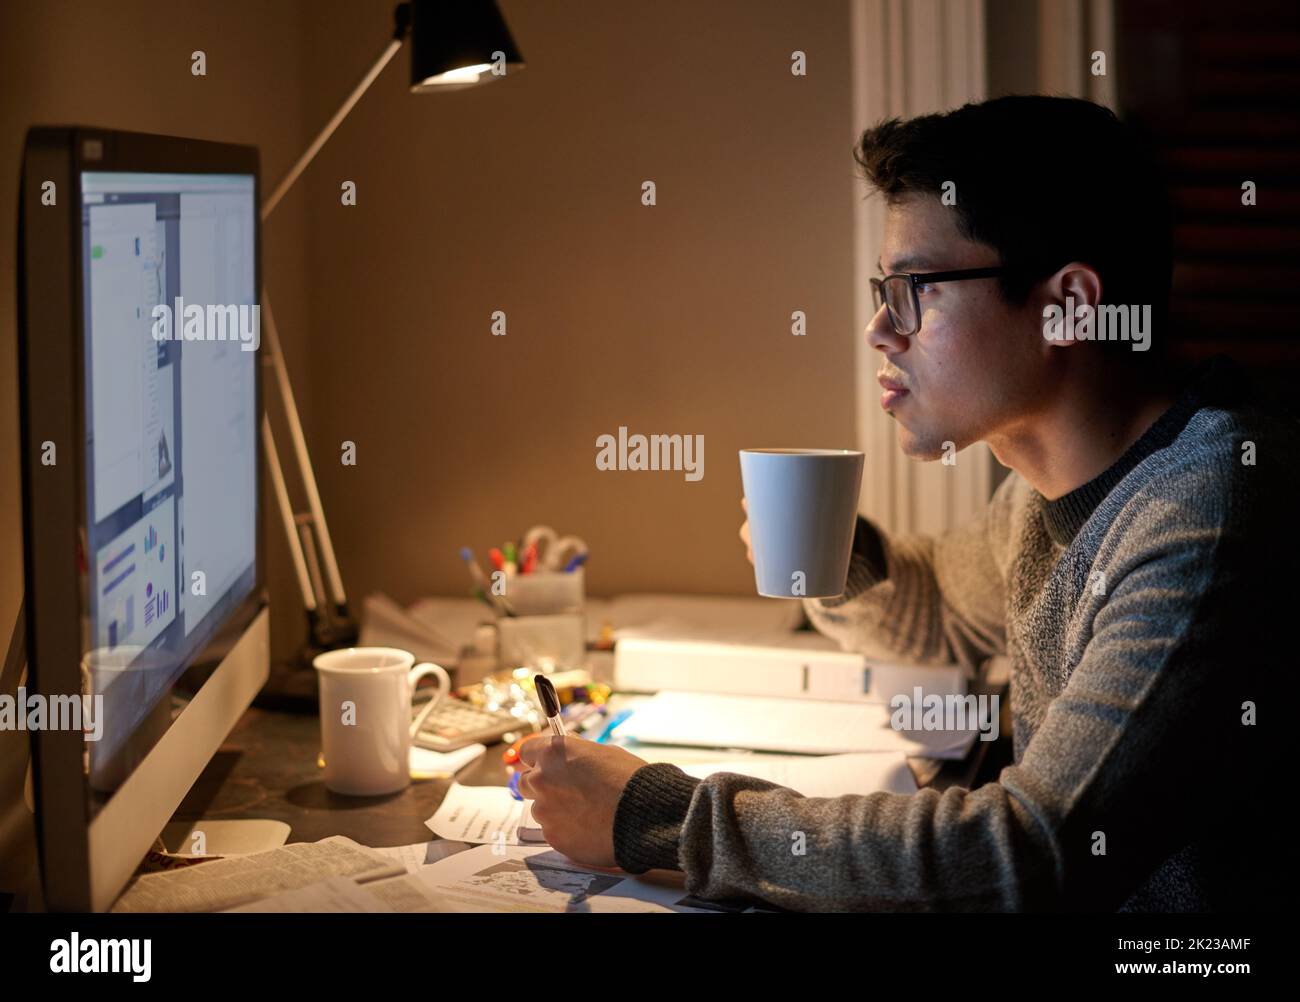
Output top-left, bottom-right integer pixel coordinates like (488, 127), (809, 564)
(312, 647), (450, 796)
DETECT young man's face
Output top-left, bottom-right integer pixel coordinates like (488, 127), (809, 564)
(871, 194), (1050, 460)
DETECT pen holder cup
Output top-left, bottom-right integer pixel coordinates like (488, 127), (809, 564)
(504, 569), (583, 617)
(496, 613), (586, 672)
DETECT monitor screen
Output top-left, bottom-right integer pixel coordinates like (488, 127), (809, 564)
(78, 170), (258, 787)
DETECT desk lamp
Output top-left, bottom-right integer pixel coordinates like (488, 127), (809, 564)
(259, 0), (525, 678)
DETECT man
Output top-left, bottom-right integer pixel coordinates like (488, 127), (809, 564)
(517, 95), (1290, 911)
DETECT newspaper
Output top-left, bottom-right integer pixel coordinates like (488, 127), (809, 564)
(111, 835), (404, 913)
(407, 843), (755, 913)
(223, 841), (473, 912)
(224, 873), (454, 913)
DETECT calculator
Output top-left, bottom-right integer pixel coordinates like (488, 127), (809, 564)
(412, 693), (532, 751)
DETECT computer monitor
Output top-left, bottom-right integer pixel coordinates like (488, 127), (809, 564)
(17, 127), (268, 911)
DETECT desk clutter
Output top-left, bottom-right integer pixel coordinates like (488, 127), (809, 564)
(360, 589), (813, 671)
(454, 524), (589, 671)
(114, 742), (922, 913)
(113, 833), (769, 914)
(460, 523), (588, 616)
(364, 589), (978, 763)
(101, 592), (986, 912)
(411, 669), (609, 753)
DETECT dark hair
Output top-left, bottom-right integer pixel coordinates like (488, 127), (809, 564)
(855, 95), (1173, 354)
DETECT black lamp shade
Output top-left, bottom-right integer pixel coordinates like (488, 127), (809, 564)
(408, 0), (526, 92)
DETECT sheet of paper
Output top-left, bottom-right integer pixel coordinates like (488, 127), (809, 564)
(620, 690), (978, 758)
(357, 872), (454, 912)
(425, 782), (533, 846)
(111, 835), (404, 913)
(410, 844), (734, 914)
(679, 752), (918, 797)
(409, 742), (486, 778)
(223, 842), (783, 914)
(371, 839), (473, 873)
(224, 875), (391, 913)
(225, 871), (453, 913)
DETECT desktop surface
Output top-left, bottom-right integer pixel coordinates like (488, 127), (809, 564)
(157, 683), (1008, 868)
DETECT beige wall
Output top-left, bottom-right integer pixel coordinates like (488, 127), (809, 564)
(300, 0), (857, 608)
(2, 1), (857, 660)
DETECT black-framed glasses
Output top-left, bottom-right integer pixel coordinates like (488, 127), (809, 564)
(870, 267), (1005, 336)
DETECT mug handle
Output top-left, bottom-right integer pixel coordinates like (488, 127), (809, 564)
(408, 662), (451, 739)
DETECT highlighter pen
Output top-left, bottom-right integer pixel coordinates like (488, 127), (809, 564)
(534, 675), (567, 739)
(462, 546), (517, 617)
(460, 546), (491, 594)
(461, 547), (507, 615)
(593, 708), (632, 744)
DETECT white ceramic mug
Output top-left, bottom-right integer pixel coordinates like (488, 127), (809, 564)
(312, 647), (450, 796)
(739, 448), (865, 598)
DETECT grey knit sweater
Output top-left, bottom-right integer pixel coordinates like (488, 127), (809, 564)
(611, 356), (1290, 911)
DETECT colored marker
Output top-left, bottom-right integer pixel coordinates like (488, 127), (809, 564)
(593, 708), (632, 744)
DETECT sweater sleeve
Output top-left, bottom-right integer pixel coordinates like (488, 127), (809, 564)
(801, 473), (1023, 673)
(617, 463), (1271, 910)
(611, 763), (701, 873)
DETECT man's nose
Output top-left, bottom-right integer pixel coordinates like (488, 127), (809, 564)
(867, 302), (908, 354)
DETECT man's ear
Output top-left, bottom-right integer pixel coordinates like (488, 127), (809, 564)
(1037, 261), (1103, 349)
(1054, 261), (1102, 308)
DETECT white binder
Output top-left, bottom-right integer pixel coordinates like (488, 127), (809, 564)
(613, 636), (966, 704)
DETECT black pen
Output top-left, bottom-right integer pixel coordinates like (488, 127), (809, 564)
(534, 675), (567, 738)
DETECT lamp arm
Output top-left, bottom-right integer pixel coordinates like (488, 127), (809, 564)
(257, 7), (416, 652)
(261, 293), (354, 645)
(261, 412), (318, 615)
(261, 32), (406, 222)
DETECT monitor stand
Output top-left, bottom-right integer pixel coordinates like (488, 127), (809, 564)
(2, 601), (292, 908)
(158, 818), (291, 856)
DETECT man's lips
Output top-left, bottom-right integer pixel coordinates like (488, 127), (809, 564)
(878, 374), (910, 409)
